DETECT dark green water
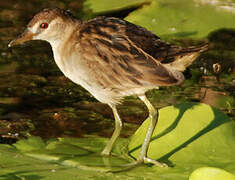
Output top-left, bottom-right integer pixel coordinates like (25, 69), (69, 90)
(0, 0), (234, 144)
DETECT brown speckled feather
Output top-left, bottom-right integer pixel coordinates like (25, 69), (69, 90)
(124, 19), (208, 64)
(77, 17), (184, 92)
(87, 17), (208, 64)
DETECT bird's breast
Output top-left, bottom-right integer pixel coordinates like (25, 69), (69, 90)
(52, 48), (122, 104)
(52, 44), (93, 89)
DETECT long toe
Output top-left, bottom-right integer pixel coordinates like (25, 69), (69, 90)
(107, 158), (168, 173)
(101, 149), (111, 156)
(143, 157), (168, 167)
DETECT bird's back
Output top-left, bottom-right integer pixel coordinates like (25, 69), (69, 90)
(76, 17), (206, 87)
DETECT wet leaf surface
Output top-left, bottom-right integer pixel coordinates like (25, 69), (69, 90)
(189, 167), (235, 180)
(83, 0), (151, 15)
(0, 103), (234, 179)
(125, 0), (235, 39)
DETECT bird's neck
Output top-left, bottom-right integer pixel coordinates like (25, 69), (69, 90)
(49, 21), (81, 49)
(49, 21), (81, 74)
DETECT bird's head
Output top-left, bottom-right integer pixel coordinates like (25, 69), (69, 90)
(8, 8), (76, 47)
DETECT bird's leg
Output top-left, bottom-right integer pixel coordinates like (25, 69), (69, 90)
(101, 104), (123, 156)
(137, 94), (167, 167)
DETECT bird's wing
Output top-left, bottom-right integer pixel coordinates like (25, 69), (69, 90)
(122, 18), (208, 69)
(77, 17), (183, 91)
(124, 19), (181, 63)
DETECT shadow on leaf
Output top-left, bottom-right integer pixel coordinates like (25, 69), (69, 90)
(128, 102), (230, 167)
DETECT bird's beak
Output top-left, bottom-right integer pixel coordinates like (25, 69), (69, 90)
(8, 29), (34, 47)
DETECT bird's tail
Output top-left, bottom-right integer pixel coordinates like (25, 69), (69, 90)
(166, 44), (208, 72)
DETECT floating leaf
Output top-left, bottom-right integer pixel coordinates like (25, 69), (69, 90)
(129, 102), (235, 178)
(13, 136), (46, 152)
(0, 103), (234, 179)
(83, 0), (151, 15)
(189, 167), (235, 180)
(125, 0), (235, 39)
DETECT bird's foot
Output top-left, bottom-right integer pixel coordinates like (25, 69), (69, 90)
(107, 157), (168, 173)
(101, 149), (110, 156)
(143, 157), (168, 167)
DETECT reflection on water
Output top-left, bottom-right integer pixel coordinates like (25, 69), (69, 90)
(0, 0), (234, 143)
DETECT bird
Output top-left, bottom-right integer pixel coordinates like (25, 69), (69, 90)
(8, 8), (208, 167)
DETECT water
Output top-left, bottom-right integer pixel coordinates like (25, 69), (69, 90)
(0, 0), (234, 144)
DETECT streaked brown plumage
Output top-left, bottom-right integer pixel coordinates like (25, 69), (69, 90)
(8, 8), (208, 167)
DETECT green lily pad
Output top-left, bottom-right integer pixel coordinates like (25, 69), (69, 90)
(125, 0), (235, 39)
(189, 167), (235, 180)
(13, 136), (46, 152)
(0, 102), (234, 179)
(83, 0), (151, 15)
(129, 102), (235, 177)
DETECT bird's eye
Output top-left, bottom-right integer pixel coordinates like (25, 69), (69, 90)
(40, 22), (48, 29)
